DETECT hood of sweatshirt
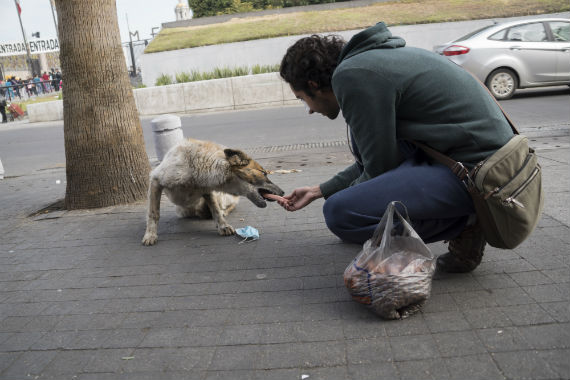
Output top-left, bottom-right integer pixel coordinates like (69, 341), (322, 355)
(338, 22), (406, 63)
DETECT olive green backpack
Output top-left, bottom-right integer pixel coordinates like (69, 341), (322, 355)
(412, 101), (544, 249)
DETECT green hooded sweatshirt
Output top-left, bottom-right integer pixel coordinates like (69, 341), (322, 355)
(319, 22), (514, 199)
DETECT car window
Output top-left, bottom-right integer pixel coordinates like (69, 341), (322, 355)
(453, 25), (495, 42)
(506, 22), (547, 42)
(549, 21), (570, 41)
(489, 29), (506, 40)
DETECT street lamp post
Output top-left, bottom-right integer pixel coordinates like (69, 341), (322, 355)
(14, 0), (34, 76)
(50, 0), (59, 38)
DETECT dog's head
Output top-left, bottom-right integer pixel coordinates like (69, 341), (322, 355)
(224, 148), (284, 208)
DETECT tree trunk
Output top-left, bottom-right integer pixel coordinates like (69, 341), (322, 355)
(55, 0), (150, 209)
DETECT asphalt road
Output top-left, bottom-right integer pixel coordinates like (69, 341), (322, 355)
(0, 85), (568, 178)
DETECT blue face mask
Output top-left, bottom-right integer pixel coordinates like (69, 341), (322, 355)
(235, 226), (259, 242)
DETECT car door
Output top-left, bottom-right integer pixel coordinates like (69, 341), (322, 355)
(505, 22), (557, 84)
(547, 20), (570, 82)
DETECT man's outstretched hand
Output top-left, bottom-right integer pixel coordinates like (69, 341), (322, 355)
(281, 185), (323, 211)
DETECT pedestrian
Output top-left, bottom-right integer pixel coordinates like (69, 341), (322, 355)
(33, 74), (43, 95)
(25, 78), (34, 97)
(0, 85), (7, 123)
(5, 77), (15, 100)
(277, 23), (514, 273)
(42, 72), (51, 93)
(54, 69), (62, 91)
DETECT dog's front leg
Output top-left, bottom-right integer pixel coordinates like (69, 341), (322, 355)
(142, 177), (163, 246)
(203, 193), (235, 236)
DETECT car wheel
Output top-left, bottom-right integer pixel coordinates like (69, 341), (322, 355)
(485, 68), (518, 100)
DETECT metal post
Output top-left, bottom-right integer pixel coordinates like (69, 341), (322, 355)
(14, 0), (34, 76)
(49, 0), (59, 38)
(129, 40), (136, 77)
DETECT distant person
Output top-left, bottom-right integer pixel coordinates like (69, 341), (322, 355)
(5, 77), (14, 100)
(12, 77), (22, 99)
(33, 74), (43, 95)
(0, 85), (7, 123)
(54, 69), (62, 92)
(25, 78), (34, 97)
(277, 23), (514, 273)
(42, 72), (51, 92)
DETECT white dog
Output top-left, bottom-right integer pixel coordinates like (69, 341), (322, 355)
(142, 138), (284, 246)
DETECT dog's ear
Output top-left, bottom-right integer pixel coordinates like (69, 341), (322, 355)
(224, 148), (250, 167)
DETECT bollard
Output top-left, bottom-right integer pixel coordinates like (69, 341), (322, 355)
(0, 157), (4, 179)
(151, 114), (184, 161)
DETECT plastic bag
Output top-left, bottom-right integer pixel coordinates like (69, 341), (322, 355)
(343, 201), (436, 319)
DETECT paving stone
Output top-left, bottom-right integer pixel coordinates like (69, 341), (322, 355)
(536, 348), (570, 379)
(517, 323), (570, 350)
(40, 349), (94, 376)
(395, 358), (452, 380)
(433, 330), (488, 357)
(492, 350), (558, 380)
(476, 326), (531, 352)
(389, 334), (439, 361)
(462, 307), (513, 329)
(260, 341), (347, 369)
(523, 284), (568, 303)
(346, 337), (391, 365)
(443, 353), (505, 380)
(82, 348), (135, 373)
(540, 301), (570, 323)
(0, 350), (58, 379)
(501, 303), (556, 326)
(423, 311), (471, 333)
(209, 345), (263, 371)
(0, 331), (45, 352)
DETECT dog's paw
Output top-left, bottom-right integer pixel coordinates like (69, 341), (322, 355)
(142, 233), (158, 246)
(218, 224), (236, 236)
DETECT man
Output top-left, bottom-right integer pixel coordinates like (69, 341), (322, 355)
(278, 22), (514, 273)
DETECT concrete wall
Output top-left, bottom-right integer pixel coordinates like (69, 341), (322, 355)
(27, 99), (64, 122)
(27, 72), (299, 121)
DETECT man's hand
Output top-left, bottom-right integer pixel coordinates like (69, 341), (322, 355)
(280, 185), (323, 211)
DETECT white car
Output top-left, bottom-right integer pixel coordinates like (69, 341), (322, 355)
(434, 17), (570, 99)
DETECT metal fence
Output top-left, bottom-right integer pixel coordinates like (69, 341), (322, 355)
(1, 79), (61, 102)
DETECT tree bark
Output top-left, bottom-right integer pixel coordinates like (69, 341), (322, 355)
(55, 0), (150, 209)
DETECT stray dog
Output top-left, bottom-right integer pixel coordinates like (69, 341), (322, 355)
(142, 138), (284, 246)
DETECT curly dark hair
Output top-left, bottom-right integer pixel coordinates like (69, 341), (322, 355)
(280, 34), (346, 98)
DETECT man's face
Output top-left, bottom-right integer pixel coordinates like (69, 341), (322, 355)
(291, 85), (340, 120)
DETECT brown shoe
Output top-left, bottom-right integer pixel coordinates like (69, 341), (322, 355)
(437, 222), (486, 273)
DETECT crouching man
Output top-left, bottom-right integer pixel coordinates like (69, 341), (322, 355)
(276, 23), (514, 272)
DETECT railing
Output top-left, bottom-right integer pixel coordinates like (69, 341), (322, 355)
(1, 79), (62, 101)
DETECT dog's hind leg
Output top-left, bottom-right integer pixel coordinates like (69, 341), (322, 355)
(203, 193), (236, 236)
(142, 177), (163, 246)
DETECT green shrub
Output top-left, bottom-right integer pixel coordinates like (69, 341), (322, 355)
(252, 64), (280, 74)
(155, 74), (174, 86)
(212, 67), (234, 79)
(175, 72), (192, 83)
(232, 66), (250, 76)
(201, 71), (215, 80)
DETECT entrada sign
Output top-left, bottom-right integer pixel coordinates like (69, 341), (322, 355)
(0, 38), (60, 57)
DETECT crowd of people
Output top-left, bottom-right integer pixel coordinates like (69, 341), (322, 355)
(0, 69), (62, 102)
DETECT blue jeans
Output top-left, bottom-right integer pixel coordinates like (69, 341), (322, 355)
(323, 142), (474, 244)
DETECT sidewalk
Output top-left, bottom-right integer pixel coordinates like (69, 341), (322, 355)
(0, 131), (568, 379)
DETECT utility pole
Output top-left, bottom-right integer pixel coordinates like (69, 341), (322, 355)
(126, 14), (139, 77)
(14, 0), (34, 75)
(50, 0), (59, 39)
